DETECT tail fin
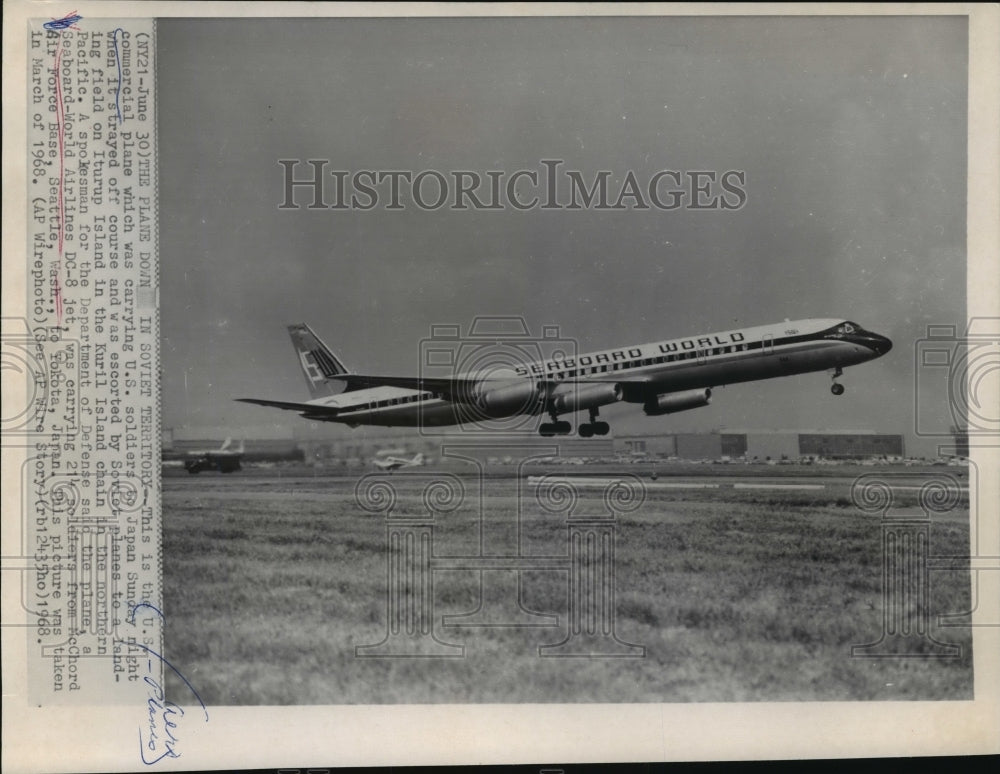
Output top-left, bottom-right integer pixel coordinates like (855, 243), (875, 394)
(220, 437), (232, 451)
(235, 439), (245, 455)
(288, 323), (351, 399)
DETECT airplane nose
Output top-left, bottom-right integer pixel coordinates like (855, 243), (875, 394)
(874, 334), (893, 355)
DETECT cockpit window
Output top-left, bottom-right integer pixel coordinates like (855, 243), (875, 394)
(823, 321), (866, 339)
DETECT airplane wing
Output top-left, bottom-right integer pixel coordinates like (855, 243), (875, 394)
(240, 376), (657, 413)
(235, 398), (342, 416)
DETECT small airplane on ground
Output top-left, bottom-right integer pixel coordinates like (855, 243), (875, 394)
(184, 438), (245, 474)
(372, 451), (425, 472)
(238, 318), (892, 437)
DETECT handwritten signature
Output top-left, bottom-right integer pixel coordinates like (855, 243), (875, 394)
(125, 603), (208, 765)
(43, 11), (83, 31)
(112, 28), (124, 123)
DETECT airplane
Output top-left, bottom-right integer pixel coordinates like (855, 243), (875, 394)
(237, 319), (892, 438)
(184, 438), (245, 474)
(373, 451), (425, 472)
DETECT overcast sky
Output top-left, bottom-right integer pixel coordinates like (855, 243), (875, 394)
(157, 15), (967, 456)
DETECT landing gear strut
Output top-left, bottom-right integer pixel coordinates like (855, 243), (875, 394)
(577, 408), (610, 438)
(831, 367), (845, 396)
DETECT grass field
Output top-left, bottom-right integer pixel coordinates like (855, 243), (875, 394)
(162, 465), (973, 704)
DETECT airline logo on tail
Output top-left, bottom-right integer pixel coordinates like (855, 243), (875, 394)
(288, 323), (350, 398)
(308, 347), (344, 379)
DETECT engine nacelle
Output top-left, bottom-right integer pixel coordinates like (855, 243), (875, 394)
(643, 388), (712, 416)
(551, 382), (623, 414)
(478, 380), (542, 416)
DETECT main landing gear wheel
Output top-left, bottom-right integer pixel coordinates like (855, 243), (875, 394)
(578, 422), (611, 437)
(830, 366), (845, 396)
(539, 420), (572, 437)
(577, 409), (611, 437)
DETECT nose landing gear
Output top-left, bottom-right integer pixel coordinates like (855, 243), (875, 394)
(831, 367), (845, 396)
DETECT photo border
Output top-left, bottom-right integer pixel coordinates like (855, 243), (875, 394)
(3, 2), (997, 770)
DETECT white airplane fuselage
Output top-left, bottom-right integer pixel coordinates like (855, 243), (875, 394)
(269, 318), (891, 429)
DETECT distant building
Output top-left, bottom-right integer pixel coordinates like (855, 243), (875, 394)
(744, 432), (800, 461)
(798, 433), (904, 459)
(675, 433), (722, 460)
(614, 429), (904, 460)
(720, 434), (748, 458)
(166, 426), (903, 464)
(621, 435), (674, 457)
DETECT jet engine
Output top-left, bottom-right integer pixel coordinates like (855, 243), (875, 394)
(551, 382), (623, 414)
(643, 388), (712, 416)
(478, 380), (543, 416)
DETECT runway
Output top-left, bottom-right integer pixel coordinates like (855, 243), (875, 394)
(164, 461), (972, 501)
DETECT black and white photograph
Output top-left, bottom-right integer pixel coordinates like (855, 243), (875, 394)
(157, 12), (976, 705)
(3, 3), (999, 770)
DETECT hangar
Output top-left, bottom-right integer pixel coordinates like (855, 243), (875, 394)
(615, 429), (904, 461)
(164, 426), (903, 465)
